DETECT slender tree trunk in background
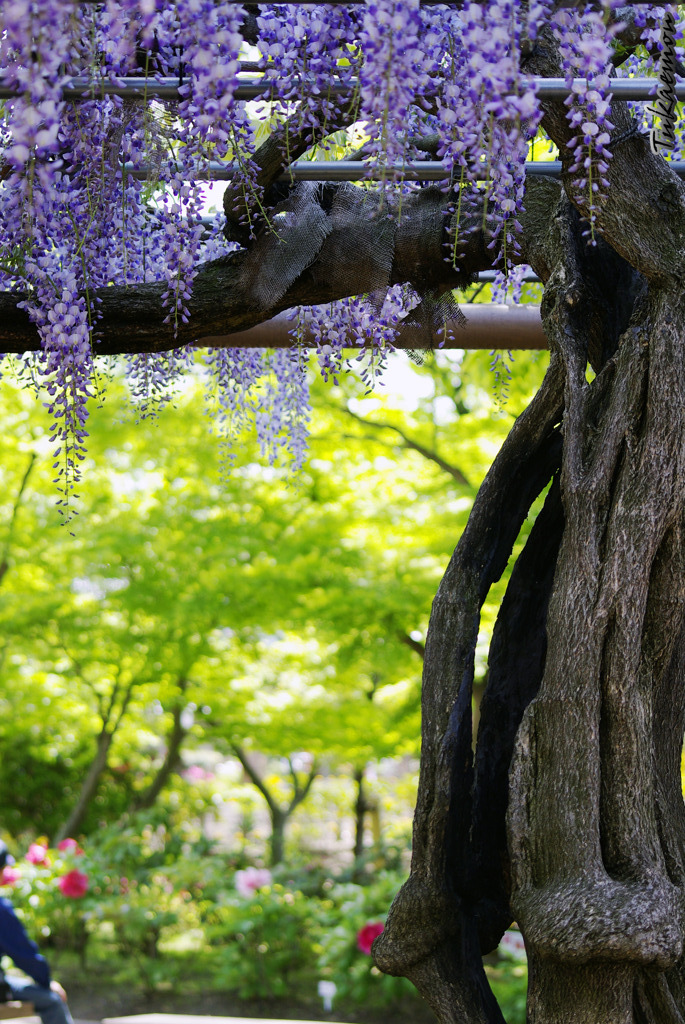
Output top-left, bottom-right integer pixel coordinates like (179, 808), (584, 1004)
(54, 727), (114, 843)
(134, 702), (188, 812)
(0, 452), (35, 586)
(270, 807), (286, 868)
(233, 745), (318, 867)
(55, 674), (137, 844)
(353, 766), (367, 879)
(134, 678), (191, 811)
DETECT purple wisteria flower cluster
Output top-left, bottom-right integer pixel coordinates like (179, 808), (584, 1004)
(358, 0), (426, 175)
(553, 6), (618, 243)
(0, 0), (668, 505)
(258, 3), (357, 129)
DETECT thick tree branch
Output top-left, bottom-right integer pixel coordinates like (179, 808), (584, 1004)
(609, 7), (685, 75)
(0, 176), (559, 355)
(222, 94), (356, 243)
(470, 475), (564, 955)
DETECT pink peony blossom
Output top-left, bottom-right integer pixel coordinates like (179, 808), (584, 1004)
(1, 867), (20, 886)
(356, 921), (384, 955)
(58, 869), (89, 898)
(234, 867), (272, 898)
(57, 838), (83, 856)
(26, 844), (49, 866)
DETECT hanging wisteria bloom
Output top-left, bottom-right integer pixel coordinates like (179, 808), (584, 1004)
(0, 0), (674, 508)
(358, 0), (426, 178)
(554, 6), (618, 243)
(434, 0), (545, 269)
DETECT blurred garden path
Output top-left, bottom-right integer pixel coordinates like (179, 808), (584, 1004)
(104, 1016), (357, 1024)
(15, 1015), (359, 1024)
(105, 1017), (357, 1024)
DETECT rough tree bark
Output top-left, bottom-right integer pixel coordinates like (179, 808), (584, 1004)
(2, 13), (685, 1022)
(373, 24), (685, 1024)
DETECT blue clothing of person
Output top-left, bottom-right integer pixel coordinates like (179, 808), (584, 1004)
(0, 898), (50, 987)
(4, 977), (73, 1024)
(0, 898), (73, 1024)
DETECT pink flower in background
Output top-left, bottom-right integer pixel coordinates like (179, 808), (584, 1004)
(234, 867), (272, 898)
(58, 869), (89, 898)
(26, 844), (49, 866)
(499, 929), (527, 961)
(1, 867), (20, 886)
(183, 765), (214, 782)
(57, 838), (83, 856)
(356, 921), (384, 954)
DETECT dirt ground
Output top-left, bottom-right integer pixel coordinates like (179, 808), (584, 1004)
(66, 982), (436, 1024)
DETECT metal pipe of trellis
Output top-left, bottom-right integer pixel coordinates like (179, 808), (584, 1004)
(124, 159), (685, 181)
(0, 77), (670, 102)
(478, 271), (539, 283)
(71, 1), (663, 7)
(200, 303), (547, 352)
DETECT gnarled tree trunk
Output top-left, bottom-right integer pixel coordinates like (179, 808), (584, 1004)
(370, 14), (685, 1021)
(375, 224), (685, 1024)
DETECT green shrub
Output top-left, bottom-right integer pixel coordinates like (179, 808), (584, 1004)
(485, 960), (527, 1024)
(316, 873), (417, 1007)
(203, 883), (323, 999)
(1, 815), (206, 962)
(0, 829), (459, 1017)
(1, 838), (99, 961)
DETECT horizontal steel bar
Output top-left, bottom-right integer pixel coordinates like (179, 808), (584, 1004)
(124, 159), (685, 181)
(0, 76), (666, 103)
(476, 270), (540, 283)
(125, 158), (473, 180)
(537, 77), (663, 101)
(0, 75), (349, 102)
(72, 0), (654, 6)
(201, 303), (547, 351)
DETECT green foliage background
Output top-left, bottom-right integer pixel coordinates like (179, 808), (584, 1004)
(0, 346), (547, 1022)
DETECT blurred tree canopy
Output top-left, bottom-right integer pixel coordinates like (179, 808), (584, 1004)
(0, 348), (546, 843)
